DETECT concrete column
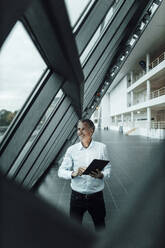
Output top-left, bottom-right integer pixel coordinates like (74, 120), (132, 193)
(146, 80), (150, 101)
(100, 93), (110, 129)
(121, 114), (124, 124)
(131, 112), (134, 122)
(147, 107), (151, 128)
(130, 71), (133, 85)
(98, 106), (102, 129)
(146, 53), (150, 73)
(131, 91), (134, 106)
(115, 116), (117, 125)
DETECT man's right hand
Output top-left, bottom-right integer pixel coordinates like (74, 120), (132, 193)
(71, 167), (87, 178)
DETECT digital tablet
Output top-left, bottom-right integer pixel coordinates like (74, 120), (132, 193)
(82, 159), (109, 175)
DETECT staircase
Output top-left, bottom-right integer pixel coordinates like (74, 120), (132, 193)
(125, 127), (137, 135)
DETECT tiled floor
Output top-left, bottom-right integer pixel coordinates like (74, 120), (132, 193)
(37, 129), (165, 245)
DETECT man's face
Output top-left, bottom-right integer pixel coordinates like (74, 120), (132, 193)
(77, 121), (93, 140)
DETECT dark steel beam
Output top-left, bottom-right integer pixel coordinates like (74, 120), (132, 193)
(0, 0), (32, 48)
(25, 0), (84, 117)
(0, 72), (63, 174)
(13, 97), (71, 183)
(83, 0), (136, 80)
(25, 109), (78, 188)
(75, 0), (115, 55)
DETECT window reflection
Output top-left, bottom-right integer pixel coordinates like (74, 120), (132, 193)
(30, 89), (64, 142)
(8, 89), (64, 178)
(0, 21), (47, 143)
(65, 0), (95, 30)
(80, 0), (123, 65)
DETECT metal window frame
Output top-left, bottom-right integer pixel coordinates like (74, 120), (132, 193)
(83, 0), (135, 80)
(24, 0), (84, 116)
(25, 109), (79, 188)
(75, 0), (116, 55)
(0, 72), (63, 174)
(14, 96), (71, 183)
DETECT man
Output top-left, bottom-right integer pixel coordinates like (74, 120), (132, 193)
(58, 119), (111, 230)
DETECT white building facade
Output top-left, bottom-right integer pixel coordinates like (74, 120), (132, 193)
(98, 51), (165, 139)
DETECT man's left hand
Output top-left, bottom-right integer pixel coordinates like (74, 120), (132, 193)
(89, 169), (103, 179)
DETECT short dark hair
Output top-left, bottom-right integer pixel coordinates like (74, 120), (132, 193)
(78, 119), (95, 132)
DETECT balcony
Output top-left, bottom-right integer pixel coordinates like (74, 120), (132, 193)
(129, 51), (165, 86)
(151, 121), (165, 129)
(149, 52), (165, 70)
(150, 86), (165, 99)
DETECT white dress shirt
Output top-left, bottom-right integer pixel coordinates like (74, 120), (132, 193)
(58, 140), (111, 194)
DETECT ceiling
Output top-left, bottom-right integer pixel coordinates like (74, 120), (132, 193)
(108, 0), (165, 92)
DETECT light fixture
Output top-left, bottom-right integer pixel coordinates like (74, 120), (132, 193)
(142, 13), (150, 24)
(105, 81), (110, 86)
(139, 21), (145, 30)
(153, 0), (162, 5)
(125, 44), (131, 54)
(133, 34), (138, 39)
(120, 55), (125, 61)
(137, 111), (140, 114)
(129, 37), (136, 46)
(110, 72), (115, 77)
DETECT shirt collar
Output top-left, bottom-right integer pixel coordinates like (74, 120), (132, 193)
(78, 140), (95, 150)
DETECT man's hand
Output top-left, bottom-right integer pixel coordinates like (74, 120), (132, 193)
(71, 167), (87, 178)
(89, 169), (103, 179)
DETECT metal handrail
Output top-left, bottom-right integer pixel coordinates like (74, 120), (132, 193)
(151, 121), (165, 129)
(150, 86), (165, 99)
(129, 51), (165, 85)
(149, 52), (165, 69)
(111, 120), (165, 129)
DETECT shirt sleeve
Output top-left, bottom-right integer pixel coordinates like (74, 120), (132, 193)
(102, 144), (111, 178)
(58, 147), (73, 180)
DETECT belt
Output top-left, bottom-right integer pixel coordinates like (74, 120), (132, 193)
(72, 190), (103, 200)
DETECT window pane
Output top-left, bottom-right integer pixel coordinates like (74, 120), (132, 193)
(80, 0), (123, 65)
(65, 0), (92, 28)
(0, 21), (47, 143)
(8, 89), (64, 178)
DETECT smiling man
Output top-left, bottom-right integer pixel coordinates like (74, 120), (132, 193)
(58, 119), (111, 230)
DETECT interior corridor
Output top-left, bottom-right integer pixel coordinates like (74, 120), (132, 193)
(37, 129), (165, 246)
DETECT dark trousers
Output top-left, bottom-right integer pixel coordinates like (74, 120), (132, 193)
(70, 190), (106, 230)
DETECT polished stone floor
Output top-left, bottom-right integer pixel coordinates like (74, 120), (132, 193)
(37, 129), (165, 246)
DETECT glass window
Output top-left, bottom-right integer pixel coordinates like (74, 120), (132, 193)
(80, 0), (123, 65)
(65, 0), (95, 30)
(8, 89), (64, 178)
(0, 21), (47, 143)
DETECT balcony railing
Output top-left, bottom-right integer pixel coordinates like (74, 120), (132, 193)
(151, 121), (165, 129)
(149, 52), (165, 70)
(127, 86), (165, 107)
(150, 86), (165, 99)
(112, 121), (165, 129)
(128, 51), (165, 85)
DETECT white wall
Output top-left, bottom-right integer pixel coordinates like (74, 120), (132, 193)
(110, 76), (127, 116)
(133, 89), (146, 105)
(100, 93), (111, 128)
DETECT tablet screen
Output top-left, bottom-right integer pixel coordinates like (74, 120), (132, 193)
(82, 159), (109, 175)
